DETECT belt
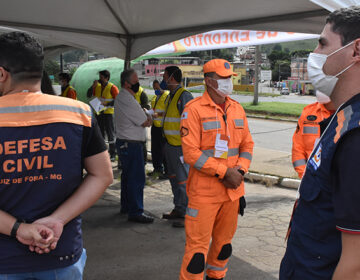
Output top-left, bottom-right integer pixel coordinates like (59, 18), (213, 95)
(117, 138), (145, 144)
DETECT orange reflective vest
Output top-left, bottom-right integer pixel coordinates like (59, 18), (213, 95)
(292, 102), (332, 178)
(180, 91), (254, 203)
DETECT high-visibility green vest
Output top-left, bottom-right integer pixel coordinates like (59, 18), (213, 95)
(153, 91), (169, 127)
(94, 82), (114, 114)
(163, 87), (186, 146)
(134, 86), (144, 104)
(61, 85), (77, 99)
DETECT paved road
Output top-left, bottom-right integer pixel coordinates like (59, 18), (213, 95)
(82, 175), (296, 280)
(247, 118), (298, 178)
(248, 118), (296, 153)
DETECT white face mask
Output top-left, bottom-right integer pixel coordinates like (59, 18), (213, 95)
(209, 78), (233, 97)
(315, 91), (331, 104)
(307, 41), (355, 97)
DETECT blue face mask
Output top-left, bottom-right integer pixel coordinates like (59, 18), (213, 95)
(155, 89), (162, 96)
(160, 80), (167, 90)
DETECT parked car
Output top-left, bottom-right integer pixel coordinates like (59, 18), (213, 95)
(280, 87), (290, 95)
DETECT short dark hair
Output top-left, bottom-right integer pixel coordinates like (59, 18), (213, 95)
(41, 71), (56, 95)
(59, 72), (71, 83)
(153, 79), (160, 85)
(204, 72), (215, 78)
(99, 70), (110, 79)
(0, 31), (43, 82)
(326, 6), (360, 45)
(121, 68), (135, 87)
(165, 66), (182, 83)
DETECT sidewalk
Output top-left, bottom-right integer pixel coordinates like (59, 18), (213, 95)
(82, 171), (295, 280)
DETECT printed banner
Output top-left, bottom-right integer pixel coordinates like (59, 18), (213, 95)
(146, 30), (319, 55)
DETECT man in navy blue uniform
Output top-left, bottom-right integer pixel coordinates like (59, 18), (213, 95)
(0, 32), (113, 279)
(280, 7), (360, 279)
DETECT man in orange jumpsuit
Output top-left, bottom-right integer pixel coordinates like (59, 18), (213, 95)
(179, 59), (254, 280)
(292, 91), (335, 178)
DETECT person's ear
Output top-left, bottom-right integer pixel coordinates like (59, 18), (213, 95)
(353, 39), (360, 62)
(0, 67), (8, 83)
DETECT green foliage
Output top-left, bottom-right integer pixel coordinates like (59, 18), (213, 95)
(291, 49), (312, 57)
(184, 48), (237, 62)
(63, 50), (87, 63)
(273, 60), (291, 81)
(44, 60), (60, 82)
(69, 67), (78, 76)
(260, 38), (318, 55)
(241, 102), (306, 117)
(268, 50), (290, 69)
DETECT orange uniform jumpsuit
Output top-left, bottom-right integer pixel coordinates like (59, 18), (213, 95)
(292, 102), (332, 178)
(179, 91), (254, 280)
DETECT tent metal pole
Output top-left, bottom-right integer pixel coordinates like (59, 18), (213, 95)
(253, 45), (259, 105)
(124, 37), (131, 70)
(60, 53), (64, 73)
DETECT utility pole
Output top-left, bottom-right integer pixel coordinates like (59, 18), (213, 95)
(60, 53), (64, 73)
(253, 45), (259, 105)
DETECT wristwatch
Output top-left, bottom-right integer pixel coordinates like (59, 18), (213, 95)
(10, 219), (23, 238)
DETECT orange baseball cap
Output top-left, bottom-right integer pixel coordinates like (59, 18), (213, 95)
(203, 59), (237, 77)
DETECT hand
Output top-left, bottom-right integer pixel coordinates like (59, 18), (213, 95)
(142, 118), (152, 127)
(93, 80), (99, 87)
(222, 168), (243, 189)
(30, 216), (64, 254)
(16, 223), (54, 254)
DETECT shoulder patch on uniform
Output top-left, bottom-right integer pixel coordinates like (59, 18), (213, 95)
(181, 112), (188, 120)
(180, 127), (189, 137)
(307, 115), (317, 121)
(309, 143), (322, 170)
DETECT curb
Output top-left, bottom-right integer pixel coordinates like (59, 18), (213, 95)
(245, 172), (300, 190)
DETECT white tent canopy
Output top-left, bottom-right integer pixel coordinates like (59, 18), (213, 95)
(0, 0), (329, 66)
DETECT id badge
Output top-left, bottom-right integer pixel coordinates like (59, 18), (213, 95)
(214, 134), (229, 159)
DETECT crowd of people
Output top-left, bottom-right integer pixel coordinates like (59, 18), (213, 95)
(0, 5), (360, 280)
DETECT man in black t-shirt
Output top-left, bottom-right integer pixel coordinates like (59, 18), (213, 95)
(280, 7), (360, 279)
(0, 32), (113, 279)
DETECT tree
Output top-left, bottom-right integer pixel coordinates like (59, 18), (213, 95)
(268, 50), (290, 69)
(291, 49), (312, 58)
(273, 60), (291, 81)
(44, 60), (60, 83)
(273, 44), (282, 51)
(182, 48), (237, 62)
(63, 50), (87, 63)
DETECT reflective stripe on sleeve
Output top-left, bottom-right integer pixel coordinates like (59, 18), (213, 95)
(239, 152), (252, 160)
(228, 148), (239, 157)
(194, 153), (209, 170)
(293, 159), (307, 167)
